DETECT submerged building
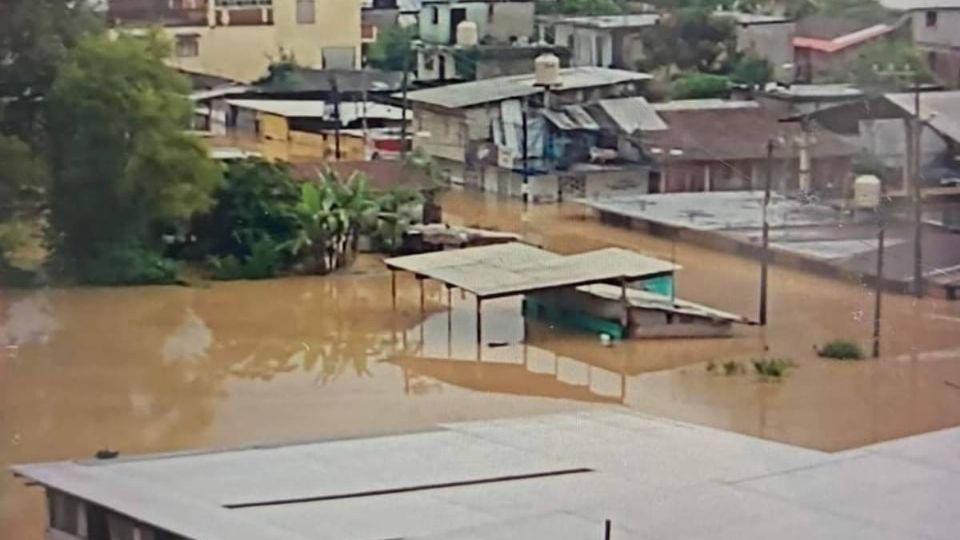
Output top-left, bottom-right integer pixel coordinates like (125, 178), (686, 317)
(385, 242), (752, 339)
(107, 0), (363, 82)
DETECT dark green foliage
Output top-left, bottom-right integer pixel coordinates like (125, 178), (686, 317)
(209, 238), (284, 280)
(821, 0), (893, 25)
(722, 360), (745, 375)
(752, 357), (796, 378)
(375, 187), (424, 253)
(832, 39), (936, 89)
(48, 32), (223, 271)
(818, 339), (865, 360)
(535, 0), (628, 15)
(732, 55), (773, 87)
(77, 242), (178, 286)
(0, 135), (48, 222)
(0, 0), (101, 145)
(641, 10), (738, 74)
(453, 47), (480, 81)
(672, 73), (731, 99)
(367, 25), (417, 72)
(195, 158), (301, 261)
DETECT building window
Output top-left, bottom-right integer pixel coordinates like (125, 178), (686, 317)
(48, 491), (81, 535)
(431, 6), (439, 24)
(925, 10), (938, 27)
(174, 35), (199, 58)
(296, 0), (315, 24)
(322, 47), (356, 69)
(928, 50), (938, 70)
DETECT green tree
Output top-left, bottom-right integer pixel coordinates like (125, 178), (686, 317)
(0, 135), (49, 277)
(0, 0), (100, 145)
(535, 0), (629, 15)
(286, 170), (378, 274)
(197, 158), (301, 259)
(829, 39), (934, 89)
(672, 73), (732, 99)
(366, 25), (417, 72)
(47, 32), (223, 278)
(641, 10), (738, 75)
(0, 135), (48, 223)
(732, 55), (773, 88)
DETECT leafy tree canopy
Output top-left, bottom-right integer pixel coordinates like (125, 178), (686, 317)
(732, 55), (773, 87)
(366, 25), (417, 72)
(672, 73), (732, 99)
(536, 0), (629, 15)
(641, 9), (738, 74)
(0, 135), (48, 222)
(0, 0), (101, 145)
(48, 32), (223, 266)
(826, 38), (935, 90)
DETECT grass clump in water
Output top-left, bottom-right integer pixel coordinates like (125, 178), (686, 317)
(706, 360), (746, 376)
(751, 357), (796, 379)
(818, 339), (865, 360)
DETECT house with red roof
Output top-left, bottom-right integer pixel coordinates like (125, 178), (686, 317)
(793, 16), (899, 82)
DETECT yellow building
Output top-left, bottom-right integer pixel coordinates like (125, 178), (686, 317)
(115, 0), (363, 83)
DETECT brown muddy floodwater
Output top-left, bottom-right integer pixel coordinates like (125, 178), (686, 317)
(3, 190), (960, 539)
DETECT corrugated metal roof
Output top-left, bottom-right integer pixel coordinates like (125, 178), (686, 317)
(402, 67), (651, 109)
(597, 96), (668, 134)
(385, 243), (677, 299)
(578, 284), (753, 323)
(885, 91), (960, 144)
(652, 99), (760, 112)
(542, 105), (600, 131)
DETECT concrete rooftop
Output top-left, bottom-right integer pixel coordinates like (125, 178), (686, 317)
(13, 410), (960, 539)
(585, 191), (960, 286)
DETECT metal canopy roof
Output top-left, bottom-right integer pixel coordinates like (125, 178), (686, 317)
(384, 243), (678, 299)
(578, 284), (754, 324)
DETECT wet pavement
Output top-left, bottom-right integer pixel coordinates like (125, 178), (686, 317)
(2, 190), (960, 539)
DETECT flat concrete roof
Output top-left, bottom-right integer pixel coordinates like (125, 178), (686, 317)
(384, 243), (678, 299)
(14, 411), (960, 539)
(584, 191), (960, 285)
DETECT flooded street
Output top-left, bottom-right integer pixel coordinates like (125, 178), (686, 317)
(3, 190), (960, 539)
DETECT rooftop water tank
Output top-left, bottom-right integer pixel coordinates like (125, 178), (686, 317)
(456, 21), (478, 47)
(853, 175), (882, 209)
(534, 53), (560, 88)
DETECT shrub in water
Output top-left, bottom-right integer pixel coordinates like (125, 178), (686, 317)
(78, 243), (178, 286)
(210, 238), (283, 280)
(818, 339), (865, 360)
(752, 357), (796, 379)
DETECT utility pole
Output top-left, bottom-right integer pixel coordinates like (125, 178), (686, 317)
(521, 98), (530, 205)
(400, 47), (411, 161)
(332, 75), (341, 161)
(874, 66), (924, 297)
(911, 76), (924, 298)
(759, 139), (774, 326)
(362, 67), (369, 159)
(873, 205), (886, 358)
